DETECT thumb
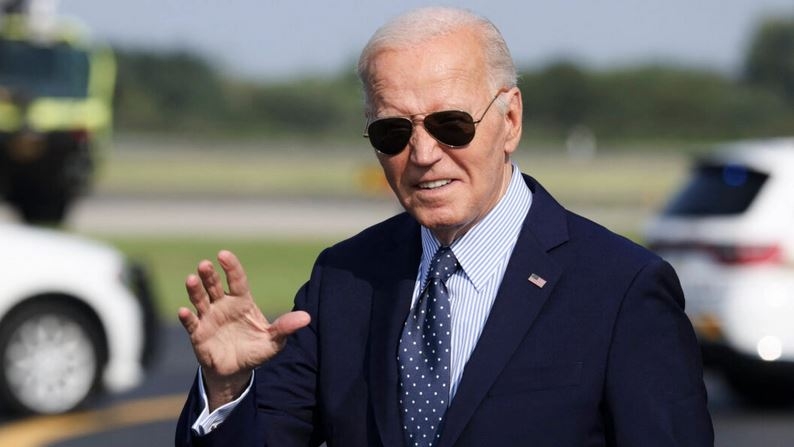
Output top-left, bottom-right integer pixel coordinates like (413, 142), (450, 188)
(268, 310), (311, 341)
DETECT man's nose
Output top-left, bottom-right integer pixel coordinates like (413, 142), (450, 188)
(408, 123), (443, 165)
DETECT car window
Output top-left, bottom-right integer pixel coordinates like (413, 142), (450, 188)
(663, 162), (769, 216)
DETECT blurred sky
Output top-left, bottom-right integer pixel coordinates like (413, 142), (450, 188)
(58, 0), (794, 80)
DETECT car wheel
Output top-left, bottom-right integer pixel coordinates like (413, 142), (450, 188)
(12, 194), (69, 224)
(724, 366), (794, 406)
(0, 301), (103, 414)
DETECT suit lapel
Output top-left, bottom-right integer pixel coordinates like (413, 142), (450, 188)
(367, 218), (421, 447)
(438, 176), (569, 447)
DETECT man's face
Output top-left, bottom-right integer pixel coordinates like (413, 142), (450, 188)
(366, 29), (522, 245)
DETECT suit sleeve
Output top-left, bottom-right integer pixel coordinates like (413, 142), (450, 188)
(175, 252), (328, 447)
(604, 259), (714, 446)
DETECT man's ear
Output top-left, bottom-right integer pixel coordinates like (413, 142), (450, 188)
(502, 87), (523, 155)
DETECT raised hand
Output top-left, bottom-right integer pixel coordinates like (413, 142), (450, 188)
(177, 250), (310, 411)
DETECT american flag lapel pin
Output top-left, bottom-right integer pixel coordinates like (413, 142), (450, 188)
(528, 273), (547, 288)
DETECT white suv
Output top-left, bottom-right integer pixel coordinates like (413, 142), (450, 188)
(644, 137), (794, 402)
(0, 222), (158, 414)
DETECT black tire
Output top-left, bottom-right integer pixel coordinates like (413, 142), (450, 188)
(5, 136), (91, 225)
(12, 193), (69, 224)
(724, 365), (794, 406)
(0, 300), (103, 414)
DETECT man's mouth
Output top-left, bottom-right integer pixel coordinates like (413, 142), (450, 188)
(418, 179), (452, 189)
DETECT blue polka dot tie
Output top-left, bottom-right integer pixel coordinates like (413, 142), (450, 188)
(398, 246), (459, 447)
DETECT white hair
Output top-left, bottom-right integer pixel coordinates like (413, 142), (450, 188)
(357, 6), (517, 111)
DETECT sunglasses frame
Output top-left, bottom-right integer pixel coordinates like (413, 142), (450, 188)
(363, 90), (505, 155)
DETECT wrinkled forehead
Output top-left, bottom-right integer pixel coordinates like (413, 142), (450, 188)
(363, 31), (490, 113)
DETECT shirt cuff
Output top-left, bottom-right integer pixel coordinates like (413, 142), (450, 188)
(191, 367), (255, 435)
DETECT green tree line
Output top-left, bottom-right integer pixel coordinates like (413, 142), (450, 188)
(112, 16), (794, 144)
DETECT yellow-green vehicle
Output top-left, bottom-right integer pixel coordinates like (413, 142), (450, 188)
(0, 11), (115, 222)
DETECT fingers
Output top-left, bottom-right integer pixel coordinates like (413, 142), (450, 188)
(268, 311), (311, 342)
(185, 273), (211, 316)
(177, 306), (199, 333)
(197, 259), (225, 302)
(184, 250), (250, 319)
(217, 250), (252, 297)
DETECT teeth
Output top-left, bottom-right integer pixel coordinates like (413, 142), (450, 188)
(418, 179), (451, 189)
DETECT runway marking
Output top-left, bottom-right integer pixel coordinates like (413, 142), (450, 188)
(0, 394), (185, 447)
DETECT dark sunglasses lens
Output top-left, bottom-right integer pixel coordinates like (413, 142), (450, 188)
(368, 118), (412, 154)
(424, 111), (476, 147)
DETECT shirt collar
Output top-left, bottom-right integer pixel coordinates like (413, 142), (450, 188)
(420, 163), (532, 291)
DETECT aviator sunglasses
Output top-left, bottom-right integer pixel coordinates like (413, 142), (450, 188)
(363, 91), (504, 155)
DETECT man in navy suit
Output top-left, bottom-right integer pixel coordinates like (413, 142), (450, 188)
(176, 6), (713, 446)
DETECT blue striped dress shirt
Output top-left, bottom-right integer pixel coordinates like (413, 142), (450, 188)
(413, 163), (532, 399)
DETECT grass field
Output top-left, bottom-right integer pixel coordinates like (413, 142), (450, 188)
(88, 135), (695, 321)
(99, 135), (691, 207)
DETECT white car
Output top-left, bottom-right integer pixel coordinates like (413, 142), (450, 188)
(0, 222), (158, 414)
(644, 137), (794, 402)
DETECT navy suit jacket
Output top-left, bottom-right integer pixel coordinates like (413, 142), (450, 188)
(176, 175), (713, 446)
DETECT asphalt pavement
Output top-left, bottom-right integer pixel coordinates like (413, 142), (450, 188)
(6, 325), (793, 447)
(0, 193), (649, 239)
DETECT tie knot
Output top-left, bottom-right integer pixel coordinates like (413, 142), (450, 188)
(429, 246), (459, 283)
